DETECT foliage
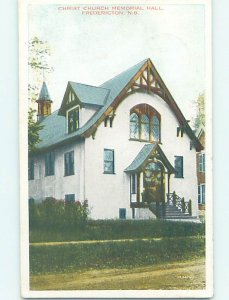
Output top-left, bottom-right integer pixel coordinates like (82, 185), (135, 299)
(193, 92), (205, 130)
(30, 236), (205, 275)
(28, 37), (53, 150)
(30, 219), (205, 243)
(28, 37), (54, 104)
(29, 198), (89, 230)
(28, 108), (44, 152)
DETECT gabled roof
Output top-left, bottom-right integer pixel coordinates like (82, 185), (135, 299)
(124, 143), (175, 174)
(59, 82), (110, 115)
(37, 82), (52, 102)
(34, 58), (203, 152)
(69, 82), (110, 106)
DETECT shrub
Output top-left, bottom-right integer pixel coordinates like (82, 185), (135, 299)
(29, 198), (88, 230)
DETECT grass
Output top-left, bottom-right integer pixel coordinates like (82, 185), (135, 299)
(30, 219), (205, 243)
(30, 220), (206, 290)
(30, 236), (205, 275)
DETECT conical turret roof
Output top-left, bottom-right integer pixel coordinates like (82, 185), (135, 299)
(37, 82), (52, 101)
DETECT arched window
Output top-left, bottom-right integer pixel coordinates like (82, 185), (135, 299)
(130, 104), (161, 142)
(152, 115), (160, 141)
(141, 114), (150, 141)
(130, 113), (139, 139)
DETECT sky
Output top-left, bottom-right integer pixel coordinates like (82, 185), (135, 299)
(28, 3), (206, 121)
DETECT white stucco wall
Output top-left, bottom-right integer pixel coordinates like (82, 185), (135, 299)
(29, 140), (85, 202)
(80, 106), (98, 127)
(84, 92), (198, 219)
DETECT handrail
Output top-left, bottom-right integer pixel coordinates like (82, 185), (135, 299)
(167, 192), (192, 215)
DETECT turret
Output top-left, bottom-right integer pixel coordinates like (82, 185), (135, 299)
(36, 82), (53, 122)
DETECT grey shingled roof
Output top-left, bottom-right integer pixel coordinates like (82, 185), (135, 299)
(35, 59), (147, 150)
(37, 110), (66, 149)
(124, 144), (157, 173)
(124, 143), (175, 173)
(69, 82), (110, 106)
(38, 82), (52, 101)
(100, 59), (148, 102)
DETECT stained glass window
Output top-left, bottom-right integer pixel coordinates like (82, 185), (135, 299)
(104, 149), (114, 174)
(141, 114), (150, 141)
(152, 115), (160, 141)
(130, 113), (139, 139)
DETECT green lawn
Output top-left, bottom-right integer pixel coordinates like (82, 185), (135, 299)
(30, 219), (205, 242)
(30, 236), (205, 275)
(30, 220), (205, 290)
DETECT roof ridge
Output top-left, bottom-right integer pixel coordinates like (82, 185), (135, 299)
(69, 81), (110, 92)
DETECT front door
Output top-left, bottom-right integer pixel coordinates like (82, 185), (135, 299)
(143, 161), (165, 203)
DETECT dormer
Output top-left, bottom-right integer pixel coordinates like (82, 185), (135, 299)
(58, 82), (110, 134)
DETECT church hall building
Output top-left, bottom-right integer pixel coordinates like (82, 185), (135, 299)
(28, 58), (202, 220)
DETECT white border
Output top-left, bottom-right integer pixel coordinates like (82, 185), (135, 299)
(19, 0), (213, 298)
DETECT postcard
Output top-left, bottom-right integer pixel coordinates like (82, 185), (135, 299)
(19, 0), (213, 298)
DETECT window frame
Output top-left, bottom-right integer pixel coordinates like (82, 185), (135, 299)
(45, 151), (55, 176)
(64, 151), (75, 176)
(129, 104), (161, 143)
(174, 156), (184, 178)
(66, 105), (80, 134)
(119, 208), (126, 219)
(130, 112), (140, 140)
(198, 184), (205, 204)
(198, 152), (205, 173)
(65, 194), (75, 204)
(131, 174), (137, 194)
(103, 149), (115, 174)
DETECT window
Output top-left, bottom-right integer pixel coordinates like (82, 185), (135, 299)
(141, 114), (150, 140)
(130, 104), (160, 142)
(68, 91), (75, 104)
(68, 107), (79, 133)
(104, 149), (114, 174)
(119, 208), (126, 219)
(28, 159), (34, 180)
(131, 174), (137, 194)
(65, 194), (75, 203)
(130, 113), (139, 139)
(64, 151), (74, 176)
(198, 153), (205, 172)
(174, 156), (183, 178)
(152, 115), (160, 141)
(45, 152), (55, 176)
(198, 184), (205, 204)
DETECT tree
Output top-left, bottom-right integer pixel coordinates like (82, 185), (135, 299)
(28, 37), (53, 104)
(28, 108), (44, 152)
(193, 92), (205, 130)
(28, 37), (53, 151)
